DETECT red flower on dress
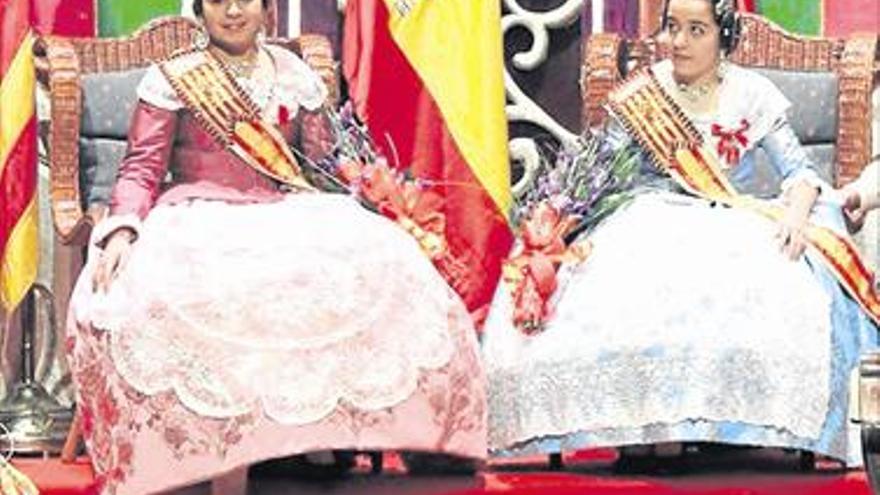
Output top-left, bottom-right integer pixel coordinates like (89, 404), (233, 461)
(277, 104), (290, 125)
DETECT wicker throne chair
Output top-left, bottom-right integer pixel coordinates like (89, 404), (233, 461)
(33, 15), (339, 462)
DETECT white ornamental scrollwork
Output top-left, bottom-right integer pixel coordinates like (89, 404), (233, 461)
(502, 0), (584, 195)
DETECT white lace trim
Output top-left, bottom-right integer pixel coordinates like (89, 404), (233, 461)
(483, 192), (833, 450)
(84, 195), (464, 424)
(137, 65), (183, 111)
(265, 44), (328, 113)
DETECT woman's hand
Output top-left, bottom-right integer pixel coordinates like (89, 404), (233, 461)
(776, 181), (819, 261)
(92, 229), (135, 293)
(776, 207), (809, 260)
(842, 188), (867, 233)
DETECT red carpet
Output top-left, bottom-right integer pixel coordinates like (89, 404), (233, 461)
(13, 457), (97, 495)
(16, 451), (874, 495)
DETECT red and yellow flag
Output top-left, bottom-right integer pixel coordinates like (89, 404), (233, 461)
(33, 0), (95, 37)
(343, 0), (514, 325)
(1, 0), (39, 311)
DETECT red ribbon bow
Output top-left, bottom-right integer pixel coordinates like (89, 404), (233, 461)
(503, 201), (591, 335)
(711, 118), (750, 166)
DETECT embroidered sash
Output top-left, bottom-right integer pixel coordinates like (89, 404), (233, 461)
(608, 68), (880, 325)
(159, 48), (314, 191)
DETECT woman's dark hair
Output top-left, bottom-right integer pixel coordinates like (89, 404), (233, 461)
(661, 0), (742, 54)
(193, 0), (271, 18)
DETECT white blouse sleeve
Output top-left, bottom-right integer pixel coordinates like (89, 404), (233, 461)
(136, 64), (184, 111)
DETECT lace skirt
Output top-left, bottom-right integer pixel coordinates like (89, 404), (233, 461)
(483, 191), (877, 464)
(67, 194), (487, 495)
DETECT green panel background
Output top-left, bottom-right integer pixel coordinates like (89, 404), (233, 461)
(757, 0), (822, 36)
(98, 0), (182, 37)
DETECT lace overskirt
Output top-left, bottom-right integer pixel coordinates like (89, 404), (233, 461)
(67, 194), (487, 494)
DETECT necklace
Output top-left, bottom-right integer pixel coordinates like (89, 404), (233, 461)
(676, 77), (717, 104)
(674, 62), (726, 105)
(208, 46), (278, 115)
(210, 47), (258, 78)
(677, 81), (710, 102)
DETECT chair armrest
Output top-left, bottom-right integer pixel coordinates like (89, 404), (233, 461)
(581, 33), (624, 129)
(34, 36), (92, 246)
(836, 34), (878, 187)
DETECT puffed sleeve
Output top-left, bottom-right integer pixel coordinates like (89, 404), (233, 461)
(91, 101), (178, 247)
(90, 64), (182, 247)
(759, 116), (827, 195)
(269, 44), (334, 164)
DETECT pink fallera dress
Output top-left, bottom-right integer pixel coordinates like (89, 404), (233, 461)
(66, 45), (487, 494)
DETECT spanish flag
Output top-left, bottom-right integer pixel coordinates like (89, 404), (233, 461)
(343, 0), (514, 325)
(1, 0), (39, 311)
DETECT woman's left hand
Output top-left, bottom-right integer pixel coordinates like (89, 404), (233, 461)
(776, 209), (808, 260)
(776, 181), (820, 261)
(776, 200), (814, 261)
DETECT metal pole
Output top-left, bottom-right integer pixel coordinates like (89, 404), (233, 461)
(0, 284), (73, 455)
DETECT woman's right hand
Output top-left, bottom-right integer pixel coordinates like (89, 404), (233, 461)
(842, 188), (867, 233)
(92, 229), (135, 293)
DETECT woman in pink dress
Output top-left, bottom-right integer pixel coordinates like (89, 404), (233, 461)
(66, 0), (487, 493)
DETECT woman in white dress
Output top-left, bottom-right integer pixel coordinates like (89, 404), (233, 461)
(483, 0), (878, 471)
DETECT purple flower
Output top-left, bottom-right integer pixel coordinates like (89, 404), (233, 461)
(514, 130), (640, 244)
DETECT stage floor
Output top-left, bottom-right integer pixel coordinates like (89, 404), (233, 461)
(17, 448), (874, 495)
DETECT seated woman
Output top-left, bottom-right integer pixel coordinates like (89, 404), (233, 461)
(66, 0), (486, 493)
(483, 0), (878, 470)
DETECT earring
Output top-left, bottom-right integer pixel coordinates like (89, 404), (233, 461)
(192, 25), (209, 50)
(256, 26), (267, 47)
(717, 58), (729, 81)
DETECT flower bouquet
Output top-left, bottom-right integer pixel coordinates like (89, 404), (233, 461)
(292, 102), (468, 288)
(503, 133), (641, 334)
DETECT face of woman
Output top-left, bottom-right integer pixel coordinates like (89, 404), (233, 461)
(658, 0), (721, 84)
(201, 0), (265, 56)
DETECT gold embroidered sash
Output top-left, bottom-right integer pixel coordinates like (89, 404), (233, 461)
(159, 48), (314, 191)
(608, 68), (880, 325)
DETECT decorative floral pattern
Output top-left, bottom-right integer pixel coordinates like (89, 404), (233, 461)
(69, 251), (486, 494)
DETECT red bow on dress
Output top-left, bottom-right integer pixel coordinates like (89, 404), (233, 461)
(711, 118), (750, 166)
